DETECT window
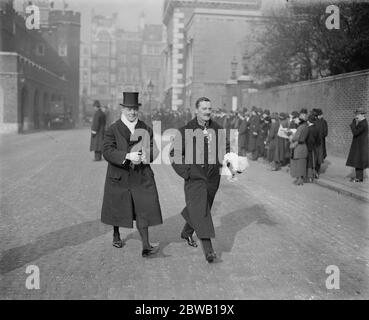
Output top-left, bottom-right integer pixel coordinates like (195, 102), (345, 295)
(83, 47), (89, 55)
(58, 44), (67, 57)
(36, 43), (45, 56)
(83, 71), (88, 81)
(83, 59), (88, 67)
(98, 86), (107, 95)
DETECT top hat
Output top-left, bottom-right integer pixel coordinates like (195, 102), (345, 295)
(93, 100), (101, 108)
(120, 92), (142, 108)
(354, 107), (367, 115)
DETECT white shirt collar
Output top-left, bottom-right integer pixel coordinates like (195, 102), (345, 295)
(121, 113), (138, 134)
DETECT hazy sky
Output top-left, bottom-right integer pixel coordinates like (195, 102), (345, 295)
(14, 0), (164, 40)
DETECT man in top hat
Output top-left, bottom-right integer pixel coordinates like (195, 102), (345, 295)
(90, 100), (106, 161)
(170, 97), (230, 263)
(101, 92), (163, 257)
(346, 107), (368, 182)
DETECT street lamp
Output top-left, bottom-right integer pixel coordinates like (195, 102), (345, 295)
(231, 56), (238, 80)
(147, 80), (154, 117)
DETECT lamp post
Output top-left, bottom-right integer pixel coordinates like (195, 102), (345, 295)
(147, 79), (154, 117)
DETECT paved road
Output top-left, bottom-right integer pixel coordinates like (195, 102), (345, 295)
(0, 128), (368, 299)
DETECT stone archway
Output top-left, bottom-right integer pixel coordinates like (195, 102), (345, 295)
(19, 86), (28, 132)
(33, 89), (40, 129)
(43, 92), (49, 129)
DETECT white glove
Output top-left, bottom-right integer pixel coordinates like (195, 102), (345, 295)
(126, 152), (142, 164)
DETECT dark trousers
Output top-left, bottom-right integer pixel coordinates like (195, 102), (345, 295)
(94, 151), (102, 161)
(355, 168), (364, 181)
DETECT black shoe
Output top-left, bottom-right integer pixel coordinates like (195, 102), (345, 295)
(205, 252), (217, 263)
(142, 245), (160, 258)
(112, 234), (123, 248)
(181, 232), (198, 247)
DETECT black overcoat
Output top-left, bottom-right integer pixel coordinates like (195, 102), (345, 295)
(101, 119), (162, 228)
(248, 115), (260, 151)
(171, 118), (230, 238)
(346, 118), (369, 169)
(238, 119), (248, 156)
(90, 109), (106, 152)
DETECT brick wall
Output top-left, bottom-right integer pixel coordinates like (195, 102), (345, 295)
(242, 70), (369, 157)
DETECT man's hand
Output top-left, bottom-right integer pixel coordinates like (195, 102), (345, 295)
(91, 130), (97, 136)
(126, 152), (142, 164)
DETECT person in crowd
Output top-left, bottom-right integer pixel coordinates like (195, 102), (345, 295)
(275, 112), (290, 168)
(248, 106), (261, 160)
(290, 112), (309, 185)
(90, 100), (106, 161)
(101, 92), (163, 257)
(266, 113), (280, 170)
(256, 115), (270, 160)
(314, 108), (328, 176)
(170, 97), (230, 263)
(346, 107), (368, 182)
(305, 114), (321, 182)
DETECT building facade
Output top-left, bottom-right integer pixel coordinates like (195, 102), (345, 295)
(81, 12), (165, 118)
(162, 0), (265, 111)
(0, 0), (80, 133)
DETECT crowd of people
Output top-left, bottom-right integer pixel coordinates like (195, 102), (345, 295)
(144, 106), (330, 186)
(91, 101), (368, 185)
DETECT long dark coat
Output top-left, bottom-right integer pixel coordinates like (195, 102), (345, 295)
(171, 118), (230, 239)
(275, 119), (290, 162)
(315, 118), (328, 162)
(266, 121), (279, 162)
(306, 124), (322, 169)
(346, 118), (369, 169)
(290, 122), (308, 178)
(238, 119), (248, 156)
(90, 109), (106, 152)
(248, 115), (260, 152)
(101, 119), (162, 228)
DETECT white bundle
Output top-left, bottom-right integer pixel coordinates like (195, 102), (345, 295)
(221, 152), (249, 178)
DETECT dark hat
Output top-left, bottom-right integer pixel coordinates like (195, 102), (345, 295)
(93, 100), (101, 108)
(279, 112), (287, 120)
(263, 109), (270, 115)
(251, 106), (257, 112)
(311, 108), (319, 116)
(316, 109), (323, 116)
(291, 111), (299, 119)
(271, 112), (279, 120)
(120, 92), (141, 108)
(354, 107), (367, 115)
(308, 114), (316, 123)
(300, 108), (308, 114)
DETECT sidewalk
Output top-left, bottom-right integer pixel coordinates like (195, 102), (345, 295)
(313, 155), (369, 203)
(275, 155), (369, 203)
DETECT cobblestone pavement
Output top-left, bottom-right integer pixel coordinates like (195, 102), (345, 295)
(0, 128), (368, 299)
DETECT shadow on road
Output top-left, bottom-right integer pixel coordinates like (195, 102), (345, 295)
(125, 204), (277, 260)
(0, 204), (277, 273)
(0, 219), (110, 274)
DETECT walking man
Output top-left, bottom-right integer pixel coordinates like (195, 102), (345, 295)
(170, 97), (230, 263)
(90, 100), (106, 161)
(101, 92), (163, 257)
(346, 107), (368, 182)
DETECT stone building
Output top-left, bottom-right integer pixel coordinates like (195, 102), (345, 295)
(0, 0), (80, 133)
(162, 0), (265, 111)
(141, 23), (166, 113)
